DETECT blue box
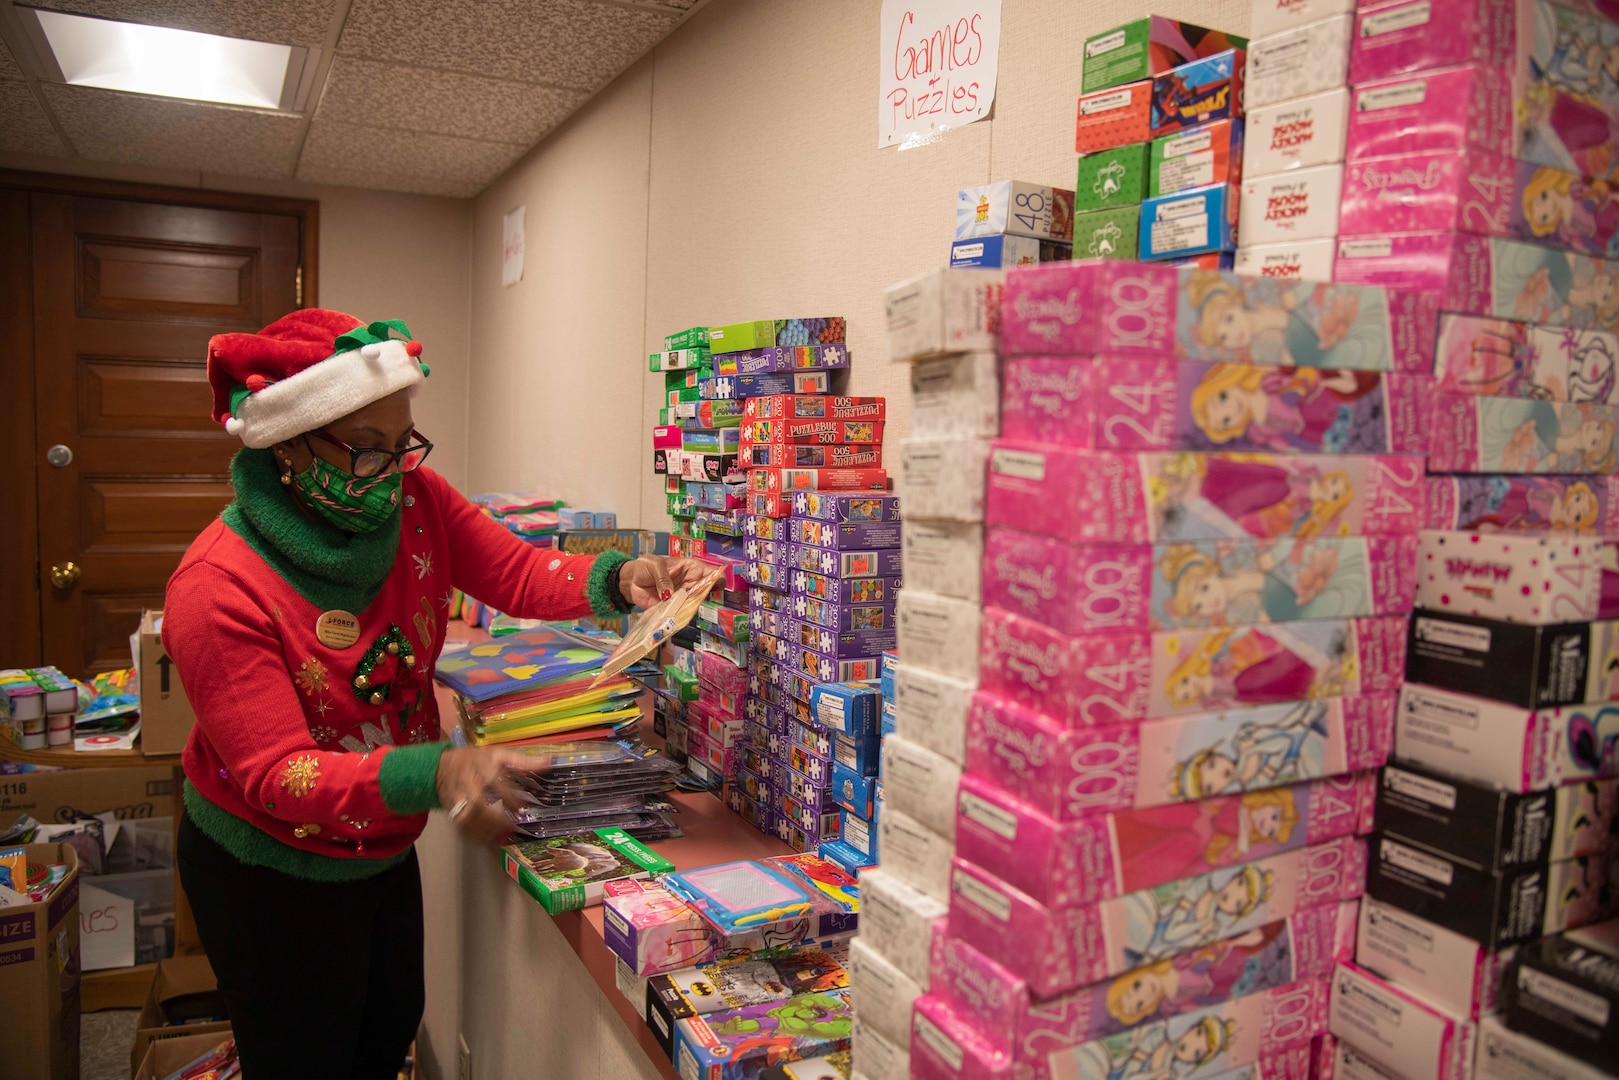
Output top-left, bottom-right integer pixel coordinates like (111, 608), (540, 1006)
(881, 651), (899, 678)
(881, 698), (896, 737)
(792, 492), (902, 523)
(817, 838), (876, 874)
(808, 681), (882, 737)
(681, 427), (740, 454)
(1138, 182), (1237, 260)
(831, 728), (880, 778)
(1150, 49), (1243, 139)
(698, 371), (830, 400)
(839, 808), (878, 859)
(949, 233), (1067, 269)
(830, 760), (878, 817)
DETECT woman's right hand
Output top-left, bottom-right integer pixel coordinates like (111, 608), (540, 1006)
(435, 746), (528, 846)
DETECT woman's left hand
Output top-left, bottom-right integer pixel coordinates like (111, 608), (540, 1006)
(619, 555), (714, 609)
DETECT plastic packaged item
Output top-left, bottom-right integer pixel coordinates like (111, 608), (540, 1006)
(884, 268), (1004, 363)
(1238, 165), (1344, 247)
(1326, 962), (1476, 1080)
(1245, 14), (1352, 110)
(672, 987), (852, 1080)
(1355, 898), (1516, 1022)
(978, 605), (1409, 724)
(1393, 682), (1619, 791)
(1415, 530), (1619, 624)
(1405, 610), (1619, 708)
(986, 444), (1424, 548)
(1244, 88), (1351, 177)
(966, 688), (1394, 817)
(501, 828), (675, 914)
(955, 770), (1374, 911)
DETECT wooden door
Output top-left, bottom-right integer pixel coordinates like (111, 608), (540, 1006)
(30, 191), (305, 676)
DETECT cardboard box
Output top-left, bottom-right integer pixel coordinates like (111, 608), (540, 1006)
(1235, 237), (1337, 281)
(1070, 205), (1140, 260)
(1503, 921), (1619, 1072)
(130, 954), (230, 1075)
(132, 1029), (235, 1080)
(0, 764), (176, 827)
(1240, 164), (1344, 246)
(1075, 142), (1150, 210)
(1245, 87), (1351, 177)
(135, 609), (196, 755)
(1246, 13), (1353, 110)
(1076, 80), (1153, 154)
(956, 181), (1076, 242)
(1138, 182), (1238, 259)
(1149, 118), (1244, 197)
(0, 843), (80, 1080)
(1081, 17), (1247, 95)
(1406, 611), (1619, 709)
(1149, 49), (1245, 141)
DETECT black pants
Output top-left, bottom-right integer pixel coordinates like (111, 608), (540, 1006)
(177, 815), (425, 1080)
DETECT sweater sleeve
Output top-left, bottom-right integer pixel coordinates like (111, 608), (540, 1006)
(423, 469), (625, 619)
(164, 561), (438, 848)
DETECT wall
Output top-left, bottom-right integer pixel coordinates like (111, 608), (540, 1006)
(0, 153), (475, 488)
(466, 0), (1251, 527)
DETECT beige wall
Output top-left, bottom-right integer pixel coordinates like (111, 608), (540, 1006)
(467, 0), (1252, 529)
(0, 153), (475, 488)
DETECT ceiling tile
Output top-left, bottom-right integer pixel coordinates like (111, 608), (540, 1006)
(0, 36), (25, 80)
(41, 83), (302, 175)
(30, 0), (340, 47)
(0, 81), (68, 155)
(338, 0), (676, 90)
(297, 118), (528, 198)
(317, 57), (586, 145)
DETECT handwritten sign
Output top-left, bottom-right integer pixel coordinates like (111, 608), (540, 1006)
(80, 882), (134, 971)
(878, 0), (1001, 148)
(502, 205), (525, 287)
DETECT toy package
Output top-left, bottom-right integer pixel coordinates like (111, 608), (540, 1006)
(1246, 14), (1352, 110)
(707, 318), (845, 355)
(909, 993), (1014, 1080)
(999, 356), (1430, 455)
(892, 661), (976, 766)
(1072, 206), (1141, 261)
(1405, 609), (1619, 707)
(965, 687), (1394, 819)
(896, 590), (980, 684)
(955, 770), (1374, 910)
(1475, 1013), (1615, 1080)
(857, 867), (947, 987)
(672, 987), (852, 1080)
(1082, 17), (1248, 95)
(1076, 81), (1155, 155)
(1433, 315), (1619, 405)
(909, 350), (999, 439)
(957, 181), (1076, 242)
(883, 267), (1004, 363)
(1149, 119), (1244, 199)
(1429, 393), (1619, 474)
(1503, 921), (1619, 1071)
(644, 948), (850, 1057)
(950, 233), (1067, 269)
(1414, 530), (1619, 624)
(715, 344), (849, 376)
(983, 527), (1418, 634)
(1139, 183), (1238, 260)
(1394, 682), (1619, 791)
(1244, 88), (1351, 178)
(1328, 963), (1476, 1080)
(501, 828), (674, 915)
(1376, 762), (1619, 870)
(1233, 240), (1336, 284)
(1424, 473), (1619, 534)
(1077, 142), (1151, 210)
(1356, 898), (1518, 1023)
(1239, 165), (1344, 248)
(977, 605), (1408, 724)
(1149, 51), (1245, 141)
(985, 443), (1426, 545)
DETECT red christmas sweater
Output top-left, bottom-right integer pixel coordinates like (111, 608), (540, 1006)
(164, 449), (626, 881)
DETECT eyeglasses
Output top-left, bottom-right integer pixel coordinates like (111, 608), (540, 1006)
(305, 428), (433, 478)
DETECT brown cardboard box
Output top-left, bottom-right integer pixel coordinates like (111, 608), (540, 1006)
(0, 843), (81, 1080)
(135, 610), (196, 755)
(0, 765), (175, 828)
(130, 954), (230, 1075)
(132, 1028), (234, 1080)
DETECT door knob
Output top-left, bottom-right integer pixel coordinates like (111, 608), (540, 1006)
(46, 445), (73, 468)
(49, 562), (81, 589)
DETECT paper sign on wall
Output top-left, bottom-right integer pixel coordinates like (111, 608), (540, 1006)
(502, 205), (525, 287)
(80, 882), (134, 971)
(878, 0), (1001, 148)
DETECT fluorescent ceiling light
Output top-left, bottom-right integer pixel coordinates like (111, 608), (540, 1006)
(33, 9), (292, 109)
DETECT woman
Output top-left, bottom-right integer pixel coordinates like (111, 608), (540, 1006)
(166, 309), (704, 1079)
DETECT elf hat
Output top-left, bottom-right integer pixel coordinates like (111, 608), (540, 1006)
(206, 309), (430, 449)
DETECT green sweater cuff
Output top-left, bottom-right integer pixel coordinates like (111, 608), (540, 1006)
(378, 741), (449, 815)
(585, 550), (632, 617)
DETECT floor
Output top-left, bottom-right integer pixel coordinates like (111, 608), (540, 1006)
(81, 1010), (138, 1080)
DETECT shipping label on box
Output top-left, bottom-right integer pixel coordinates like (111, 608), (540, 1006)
(1235, 237), (1337, 282)
(1071, 205), (1141, 260)
(1075, 142), (1150, 211)
(1076, 81), (1154, 154)
(1150, 118), (1244, 197)
(1245, 87), (1351, 177)
(1405, 609), (1619, 709)
(1246, 13), (1353, 110)
(1240, 164), (1345, 246)
(1081, 16), (1248, 95)
(1149, 49), (1245, 140)
(1328, 963), (1477, 1080)
(956, 181), (1076, 242)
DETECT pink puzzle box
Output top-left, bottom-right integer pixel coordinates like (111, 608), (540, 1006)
(1427, 391), (1619, 474)
(947, 835), (1363, 1001)
(981, 526), (1419, 636)
(954, 770), (1376, 911)
(913, 900), (1358, 1078)
(1416, 529), (1619, 624)
(999, 355), (1432, 454)
(1431, 314), (1619, 407)
(1423, 474), (1619, 533)
(976, 604), (1409, 725)
(963, 687), (1394, 821)
(984, 441), (1427, 547)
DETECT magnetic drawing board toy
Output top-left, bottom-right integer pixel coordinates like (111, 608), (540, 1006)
(662, 860), (814, 933)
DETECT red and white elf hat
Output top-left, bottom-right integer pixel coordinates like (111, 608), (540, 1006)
(206, 309), (429, 448)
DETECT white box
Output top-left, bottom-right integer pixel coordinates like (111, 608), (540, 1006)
(852, 1012), (910, 1080)
(1334, 1039), (1402, 1080)
(1244, 88), (1351, 177)
(1246, 14), (1354, 110)
(1235, 237), (1337, 282)
(1474, 1014), (1612, 1080)
(857, 868), (947, 987)
(614, 956), (649, 1009)
(1251, 0), (1357, 39)
(876, 734), (961, 841)
(1395, 683), (1606, 792)
(909, 351), (1000, 439)
(899, 437), (991, 521)
(900, 520), (984, 604)
(1355, 898), (1515, 1021)
(1328, 962), (1476, 1080)
(896, 590), (981, 683)
(850, 937), (924, 1050)
(1239, 164), (1345, 245)
(1416, 531), (1614, 625)
(884, 268), (1003, 363)
(876, 808), (952, 904)
(892, 663), (975, 766)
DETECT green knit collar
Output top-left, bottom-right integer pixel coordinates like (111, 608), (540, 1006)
(221, 448), (400, 614)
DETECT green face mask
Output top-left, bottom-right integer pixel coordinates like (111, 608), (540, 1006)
(291, 454), (401, 534)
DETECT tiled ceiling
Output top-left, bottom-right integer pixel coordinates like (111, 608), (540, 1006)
(0, 0), (707, 197)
